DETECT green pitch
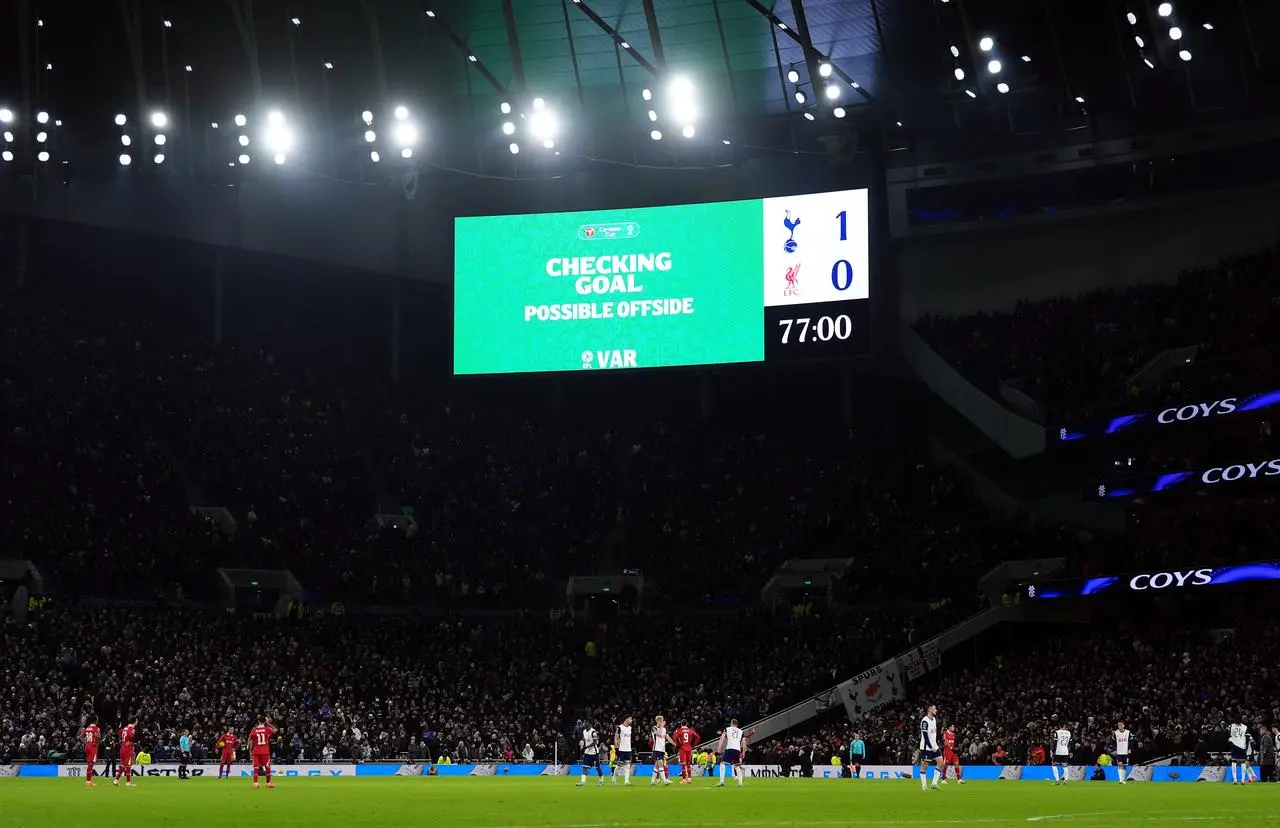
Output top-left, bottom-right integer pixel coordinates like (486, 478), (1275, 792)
(0, 778), (1275, 827)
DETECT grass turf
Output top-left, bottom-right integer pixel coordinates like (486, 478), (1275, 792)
(1, 777), (1276, 827)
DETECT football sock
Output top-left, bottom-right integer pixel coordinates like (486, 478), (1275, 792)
(920, 767), (928, 790)
(720, 763), (727, 783)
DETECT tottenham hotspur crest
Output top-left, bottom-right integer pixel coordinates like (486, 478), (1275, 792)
(783, 209), (801, 253)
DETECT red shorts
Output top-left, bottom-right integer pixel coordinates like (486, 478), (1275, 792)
(943, 751), (959, 765)
(119, 750), (134, 765)
(252, 752), (271, 768)
(85, 747), (98, 763)
(221, 752), (235, 764)
(679, 749), (692, 763)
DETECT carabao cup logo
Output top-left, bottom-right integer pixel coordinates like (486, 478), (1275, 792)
(783, 209), (801, 253)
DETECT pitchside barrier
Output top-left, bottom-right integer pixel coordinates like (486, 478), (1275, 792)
(0, 762), (1262, 782)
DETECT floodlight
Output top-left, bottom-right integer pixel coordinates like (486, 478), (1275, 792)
(1168, 26), (1182, 40)
(36, 111), (50, 125)
(238, 154), (250, 164)
(1157, 3), (1172, 18)
(950, 45), (960, 58)
(833, 107), (846, 118)
(37, 151), (49, 162)
(211, 122), (219, 129)
(681, 125), (695, 138)
(803, 112), (815, 121)
(154, 134), (166, 146)
(362, 110), (374, 124)
(532, 97), (545, 111)
(163, 19), (172, 28)
(529, 111), (556, 143)
(1135, 35), (1145, 47)
(648, 110), (658, 122)
(235, 114), (247, 127)
(36, 131), (47, 143)
(502, 122), (515, 135)
(153, 153), (165, 164)
(786, 69), (799, 84)
(238, 135), (250, 147)
(365, 130), (377, 142)
(323, 62), (332, 70)
(1144, 57), (1156, 68)
(264, 125), (294, 155)
(642, 88), (653, 101)
(290, 17), (300, 26)
(468, 55), (477, 62)
(988, 59), (1002, 74)
(186, 65), (193, 72)
(1126, 12), (1138, 25)
(369, 150), (381, 162)
(650, 129), (662, 140)
(997, 82), (1010, 94)
(1075, 96), (1086, 103)
(620, 41), (630, 49)
(2, 131), (12, 143)
(400, 147), (413, 159)
(121, 135), (132, 146)
(393, 122), (418, 147)
(394, 105), (409, 121)
(1203, 23), (1213, 30)
(954, 68), (966, 80)
(1021, 55), (1031, 62)
(151, 112), (168, 129)
(818, 63), (832, 78)
(795, 91), (807, 104)
(267, 111), (285, 126)
(825, 84), (840, 100)
(274, 153), (286, 165)
(1179, 49), (1191, 61)
(424, 10), (435, 18)
(509, 143), (520, 154)
(115, 113), (127, 126)
(0, 109), (12, 123)
(542, 139), (555, 149)
(119, 153), (131, 166)
(1, 151), (11, 162)
(500, 101), (512, 114)
(978, 36), (994, 52)
(965, 89), (977, 99)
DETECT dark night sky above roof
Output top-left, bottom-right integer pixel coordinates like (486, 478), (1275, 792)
(2, 0), (1277, 157)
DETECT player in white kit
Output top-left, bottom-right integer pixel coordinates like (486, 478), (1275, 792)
(1112, 721), (1132, 784)
(919, 705), (941, 791)
(577, 722), (605, 786)
(651, 716), (672, 785)
(1050, 725), (1072, 785)
(613, 716), (634, 786)
(716, 719), (746, 787)
(1227, 719), (1249, 784)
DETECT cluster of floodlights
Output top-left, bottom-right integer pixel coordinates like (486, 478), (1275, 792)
(786, 62), (853, 120)
(500, 97), (558, 155)
(1127, 3), (1204, 65)
(643, 75), (700, 139)
(949, 35), (1032, 98)
(0, 107), (59, 163)
(114, 111), (170, 166)
(362, 106), (420, 163)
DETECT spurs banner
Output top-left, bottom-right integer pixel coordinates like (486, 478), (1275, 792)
(839, 659), (905, 721)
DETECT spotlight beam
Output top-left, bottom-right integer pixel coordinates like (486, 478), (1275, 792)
(423, 9), (509, 94)
(568, 1), (659, 75)
(740, 0), (873, 104)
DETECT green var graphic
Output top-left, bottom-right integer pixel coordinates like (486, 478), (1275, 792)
(454, 200), (764, 375)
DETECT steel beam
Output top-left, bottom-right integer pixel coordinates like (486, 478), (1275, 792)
(499, 0), (527, 90)
(422, 8), (508, 94)
(568, 1), (659, 75)
(640, 0), (667, 72)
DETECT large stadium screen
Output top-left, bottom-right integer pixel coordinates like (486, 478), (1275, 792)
(453, 189), (870, 375)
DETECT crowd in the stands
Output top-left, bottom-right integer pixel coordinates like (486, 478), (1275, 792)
(917, 244), (1280, 419)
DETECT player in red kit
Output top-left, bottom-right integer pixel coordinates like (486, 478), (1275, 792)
(112, 720), (137, 787)
(249, 716), (278, 789)
(941, 725), (965, 784)
(217, 728), (240, 780)
(671, 722), (700, 784)
(81, 719), (101, 786)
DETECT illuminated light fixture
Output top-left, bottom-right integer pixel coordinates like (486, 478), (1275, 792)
(1203, 22), (1213, 30)
(263, 111), (295, 162)
(238, 135), (250, 147)
(642, 87), (654, 101)
(235, 114), (247, 127)
(988, 59), (1002, 74)
(851, 81), (860, 89)
(776, 22), (788, 31)
(115, 113), (127, 126)
(151, 111), (168, 128)
(274, 153), (286, 165)
(978, 36), (994, 52)
(185, 65), (193, 72)
(528, 107), (557, 145)
(290, 16), (300, 25)
(210, 122), (219, 129)
(500, 121), (515, 137)
(163, 19), (172, 28)
(153, 153), (165, 164)
(954, 68), (965, 80)
(361, 110), (374, 124)
(1075, 96), (1086, 103)
(3, 131), (13, 142)
(542, 139), (555, 149)
(818, 63), (832, 78)
(650, 129), (662, 140)
(1, 151), (12, 162)
(949, 45), (960, 58)
(323, 62), (332, 70)
(500, 101), (512, 114)
(509, 143), (520, 154)
(36, 131), (47, 143)
(722, 138), (731, 144)
(681, 125), (695, 138)
(364, 129), (376, 142)
(0, 109), (13, 123)
(394, 105), (408, 121)
(965, 89), (977, 99)
(1021, 55), (1031, 63)
(833, 107), (846, 118)
(370, 151), (381, 162)
(468, 55), (477, 62)
(119, 153), (131, 166)
(1144, 57), (1156, 68)
(121, 135), (132, 146)
(37, 111), (50, 124)
(424, 10), (436, 18)
(824, 84), (840, 100)
(532, 97), (545, 111)
(37, 150), (49, 162)
(393, 122), (418, 147)
(1126, 12), (1138, 25)
(787, 69), (799, 84)
(154, 134), (166, 146)
(1179, 49), (1191, 61)
(1157, 2), (1172, 17)
(620, 41), (630, 49)
(238, 154), (250, 164)
(802, 112), (815, 121)
(997, 82), (1010, 94)
(795, 91), (807, 104)
(1168, 26), (1182, 40)
(401, 147), (413, 159)
(1135, 35), (1145, 47)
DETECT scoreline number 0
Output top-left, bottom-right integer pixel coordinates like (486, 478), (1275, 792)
(833, 210), (853, 292)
